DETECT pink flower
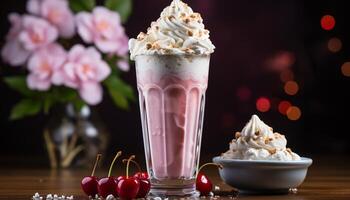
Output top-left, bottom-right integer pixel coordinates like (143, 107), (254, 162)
(18, 15), (58, 51)
(1, 13), (31, 66)
(27, 43), (67, 91)
(76, 7), (129, 56)
(27, 0), (75, 38)
(58, 45), (111, 105)
(117, 60), (130, 72)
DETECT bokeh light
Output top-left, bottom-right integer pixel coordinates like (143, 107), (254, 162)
(221, 113), (235, 129)
(321, 15), (335, 30)
(265, 51), (295, 71)
(327, 37), (342, 53)
(256, 97), (271, 112)
(278, 101), (292, 115)
(286, 106), (301, 121)
(284, 81), (299, 95)
(236, 86), (252, 101)
(280, 69), (294, 83)
(341, 62), (350, 77)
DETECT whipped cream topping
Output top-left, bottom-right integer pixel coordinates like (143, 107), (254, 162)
(128, 0), (215, 60)
(222, 115), (301, 161)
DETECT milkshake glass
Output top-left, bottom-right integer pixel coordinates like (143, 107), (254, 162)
(136, 55), (209, 196)
(128, 0), (215, 196)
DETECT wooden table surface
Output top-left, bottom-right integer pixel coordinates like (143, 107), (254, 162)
(0, 157), (349, 200)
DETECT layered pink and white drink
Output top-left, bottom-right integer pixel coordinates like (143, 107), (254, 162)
(129, 0), (215, 196)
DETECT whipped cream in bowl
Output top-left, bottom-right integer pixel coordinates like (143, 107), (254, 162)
(222, 115), (301, 161)
(213, 115), (312, 194)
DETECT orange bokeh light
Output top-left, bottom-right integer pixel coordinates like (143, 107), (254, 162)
(321, 15), (335, 31)
(280, 69), (294, 83)
(328, 37), (342, 53)
(256, 97), (271, 112)
(284, 81), (299, 95)
(287, 106), (301, 121)
(278, 101), (292, 115)
(341, 62), (350, 77)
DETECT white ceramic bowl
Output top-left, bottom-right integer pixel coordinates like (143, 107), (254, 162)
(213, 156), (312, 194)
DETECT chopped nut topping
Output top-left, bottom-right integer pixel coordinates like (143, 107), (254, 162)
(181, 13), (186, 17)
(269, 137), (273, 141)
(254, 131), (260, 136)
(187, 30), (193, 36)
(269, 148), (276, 154)
(264, 139), (269, 144)
(168, 16), (175, 21)
(184, 18), (190, 23)
(235, 132), (241, 139)
(146, 43), (152, 50)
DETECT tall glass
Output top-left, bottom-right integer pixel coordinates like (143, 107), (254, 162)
(135, 55), (210, 197)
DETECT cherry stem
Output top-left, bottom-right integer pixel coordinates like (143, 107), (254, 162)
(122, 159), (141, 172)
(91, 154), (102, 177)
(126, 155), (136, 179)
(108, 151), (122, 177)
(198, 163), (223, 173)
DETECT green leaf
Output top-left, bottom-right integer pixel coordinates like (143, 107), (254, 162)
(104, 76), (135, 109)
(10, 99), (42, 120)
(105, 0), (132, 23)
(3, 76), (34, 96)
(69, 0), (95, 12)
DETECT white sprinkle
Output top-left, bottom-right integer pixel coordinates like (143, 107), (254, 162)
(209, 192), (214, 196)
(289, 188), (298, 194)
(214, 186), (220, 191)
(154, 197), (162, 200)
(67, 195), (74, 200)
(35, 193), (40, 197)
(106, 194), (115, 200)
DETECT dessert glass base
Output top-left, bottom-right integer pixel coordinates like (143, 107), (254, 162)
(149, 182), (199, 197)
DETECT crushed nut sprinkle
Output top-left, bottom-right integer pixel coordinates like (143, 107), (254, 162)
(146, 43), (152, 50)
(235, 132), (241, 139)
(269, 148), (277, 154)
(187, 30), (193, 36)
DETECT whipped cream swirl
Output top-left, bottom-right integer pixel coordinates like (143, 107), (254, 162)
(222, 115), (301, 161)
(128, 0), (215, 60)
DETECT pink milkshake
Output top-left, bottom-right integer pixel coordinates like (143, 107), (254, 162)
(129, 0), (215, 196)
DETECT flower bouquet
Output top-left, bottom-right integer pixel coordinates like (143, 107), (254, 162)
(1, 0), (134, 167)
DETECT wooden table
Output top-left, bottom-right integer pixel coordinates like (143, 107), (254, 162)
(0, 156), (349, 200)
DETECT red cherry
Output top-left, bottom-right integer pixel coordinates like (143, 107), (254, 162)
(81, 176), (99, 196)
(135, 178), (150, 198)
(134, 172), (149, 179)
(117, 177), (140, 199)
(196, 163), (223, 196)
(196, 173), (212, 196)
(81, 154), (101, 196)
(98, 177), (118, 198)
(116, 175), (125, 183)
(122, 159), (151, 198)
(97, 151), (122, 198)
(117, 155), (140, 199)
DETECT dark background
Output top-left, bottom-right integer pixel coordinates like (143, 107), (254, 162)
(1, 0), (349, 166)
